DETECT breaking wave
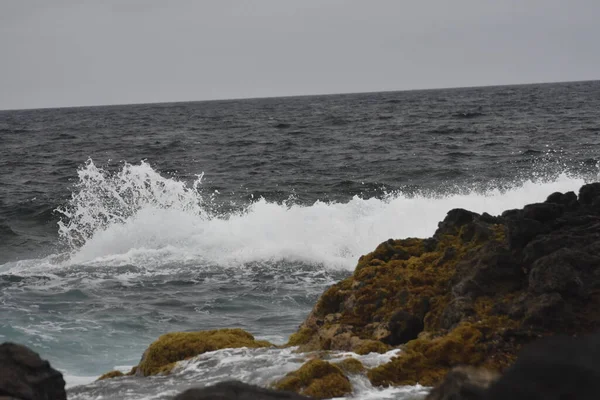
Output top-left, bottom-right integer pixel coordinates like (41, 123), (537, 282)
(47, 159), (590, 270)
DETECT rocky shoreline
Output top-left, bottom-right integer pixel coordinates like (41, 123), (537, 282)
(4, 183), (600, 399)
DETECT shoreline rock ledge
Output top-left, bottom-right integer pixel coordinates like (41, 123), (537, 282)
(287, 182), (600, 389)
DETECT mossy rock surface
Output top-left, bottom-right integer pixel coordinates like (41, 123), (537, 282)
(292, 215), (505, 354)
(97, 370), (124, 381)
(286, 327), (314, 347)
(274, 359), (352, 399)
(354, 340), (390, 355)
(367, 321), (516, 387)
(137, 328), (272, 376)
(335, 358), (365, 374)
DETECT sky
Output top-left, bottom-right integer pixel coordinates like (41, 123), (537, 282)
(1, 0), (599, 110)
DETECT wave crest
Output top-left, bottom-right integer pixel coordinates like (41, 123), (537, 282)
(52, 160), (590, 270)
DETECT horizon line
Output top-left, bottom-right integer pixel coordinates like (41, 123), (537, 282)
(1, 78), (598, 112)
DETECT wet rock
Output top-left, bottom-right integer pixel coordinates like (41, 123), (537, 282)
(173, 381), (311, 400)
(135, 329), (272, 376)
(545, 191), (577, 208)
(97, 370), (124, 381)
(0, 342), (66, 400)
(484, 334), (600, 400)
(522, 202), (564, 223)
(425, 366), (499, 400)
(434, 209), (479, 238)
(578, 182), (600, 205)
(274, 359), (352, 399)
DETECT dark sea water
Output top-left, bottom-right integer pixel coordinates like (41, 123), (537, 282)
(1, 81), (599, 399)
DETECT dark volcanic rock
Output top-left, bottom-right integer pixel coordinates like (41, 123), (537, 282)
(0, 342), (66, 400)
(427, 333), (600, 400)
(173, 381), (311, 400)
(434, 208), (479, 238)
(425, 366), (498, 400)
(545, 191), (578, 209)
(484, 333), (600, 400)
(578, 182), (600, 205)
(384, 310), (424, 345)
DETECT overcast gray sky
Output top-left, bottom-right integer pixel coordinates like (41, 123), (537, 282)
(1, 0), (599, 110)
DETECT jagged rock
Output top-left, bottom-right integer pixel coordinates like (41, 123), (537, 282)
(0, 342), (66, 400)
(545, 191), (577, 208)
(173, 381), (311, 400)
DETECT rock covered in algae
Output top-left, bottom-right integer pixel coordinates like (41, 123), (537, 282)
(334, 357), (365, 374)
(274, 359), (352, 399)
(96, 370), (124, 381)
(136, 328), (272, 376)
(290, 208), (505, 355)
(288, 183), (600, 387)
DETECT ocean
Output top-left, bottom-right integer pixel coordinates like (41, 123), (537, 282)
(1, 80), (599, 399)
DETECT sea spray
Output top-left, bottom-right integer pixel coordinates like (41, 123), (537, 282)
(56, 159), (208, 250)
(52, 159), (588, 270)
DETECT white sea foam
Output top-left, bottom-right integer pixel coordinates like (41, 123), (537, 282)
(54, 160), (587, 270)
(2, 159), (590, 275)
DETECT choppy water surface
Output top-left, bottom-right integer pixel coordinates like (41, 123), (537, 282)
(1, 81), (599, 399)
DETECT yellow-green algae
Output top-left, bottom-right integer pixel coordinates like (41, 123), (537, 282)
(367, 320), (517, 387)
(96, 370), (124, 381)
(286, 327), (315, 347)
(335, 357), (365, 374)
(294, 224), (507, 353)
(354, 340), (390, 355)
(137, 328), (272, 376)
(274, 359), (352, 399)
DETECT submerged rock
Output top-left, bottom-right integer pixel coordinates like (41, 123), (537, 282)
(273, 359), (352, 399)
(135, 328), (273, 376)
(96, 370), (125, 381)
(288, 183), (600, 387)
(174, 380), (311, 400)
(0, 342), (66, 400)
